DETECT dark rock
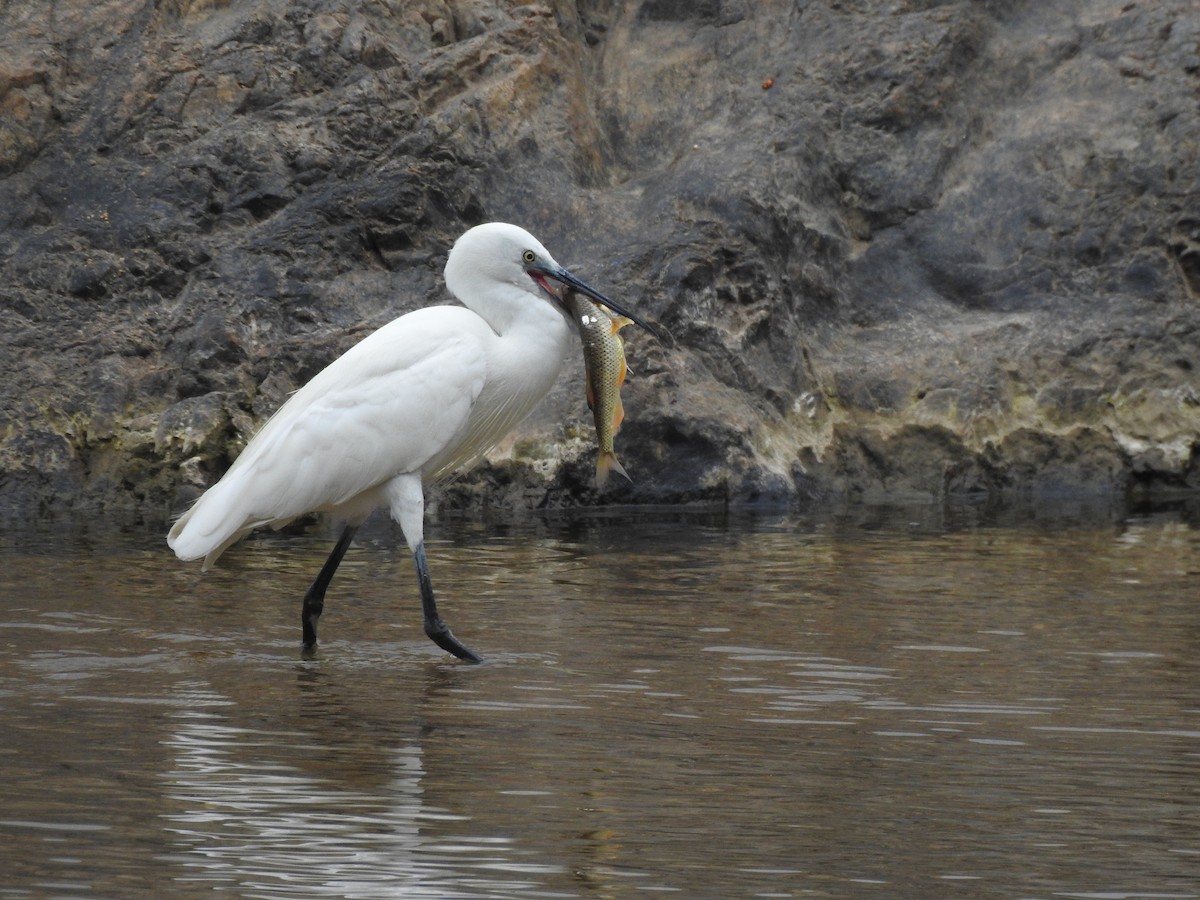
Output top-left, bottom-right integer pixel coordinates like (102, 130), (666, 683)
(0, 0), (1197, 522)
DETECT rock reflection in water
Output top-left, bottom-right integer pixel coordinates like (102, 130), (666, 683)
(0, 505), (1197, 897)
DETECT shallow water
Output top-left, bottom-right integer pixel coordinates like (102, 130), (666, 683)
(1, 504), (1198, 898)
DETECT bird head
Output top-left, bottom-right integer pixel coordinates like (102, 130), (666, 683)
(445, 223), (659, 339)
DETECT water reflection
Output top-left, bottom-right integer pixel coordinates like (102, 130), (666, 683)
(0, 505), (1197, 897)
(155, 663), (589, 898)
(165, 683), (467, 898)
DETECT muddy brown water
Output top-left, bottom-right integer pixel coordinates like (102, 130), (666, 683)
(1, 504), (1197, 898)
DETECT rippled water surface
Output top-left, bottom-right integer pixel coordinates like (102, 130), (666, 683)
(1, 505), (1198, 898)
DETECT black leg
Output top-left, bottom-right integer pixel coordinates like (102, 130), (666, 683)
(413, 541), (483, 664)
(302, 525), (358, 649)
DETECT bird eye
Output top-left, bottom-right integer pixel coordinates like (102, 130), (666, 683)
(522, 250), (537, 264)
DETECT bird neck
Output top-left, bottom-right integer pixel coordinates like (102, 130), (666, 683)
(501, 298), (571, 360)
(486, 296), (572, 401)
(455, 276), (563, 339)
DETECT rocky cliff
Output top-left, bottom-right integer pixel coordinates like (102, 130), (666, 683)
(1, 0), (1197, 520)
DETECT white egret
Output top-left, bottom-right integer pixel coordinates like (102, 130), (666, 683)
(168, 222), (656, 662)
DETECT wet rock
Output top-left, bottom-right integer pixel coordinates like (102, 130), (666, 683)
(0, 0), (1197, 520)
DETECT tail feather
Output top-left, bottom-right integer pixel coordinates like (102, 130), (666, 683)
(167, 476), (264, 570)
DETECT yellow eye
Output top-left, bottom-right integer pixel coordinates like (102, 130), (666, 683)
(522, 250), (537, 264)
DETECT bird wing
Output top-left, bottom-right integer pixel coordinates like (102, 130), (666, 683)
(169, 307), (491, 564)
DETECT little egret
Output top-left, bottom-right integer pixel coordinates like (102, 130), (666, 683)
(168, 222), (656, 662)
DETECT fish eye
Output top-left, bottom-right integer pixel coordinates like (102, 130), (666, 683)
(522, 250), (537, 264)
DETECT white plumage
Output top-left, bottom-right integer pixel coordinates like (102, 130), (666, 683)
(167, 222), (654, 662)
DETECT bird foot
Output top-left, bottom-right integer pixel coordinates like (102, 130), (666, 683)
(425, 617), (484, 664)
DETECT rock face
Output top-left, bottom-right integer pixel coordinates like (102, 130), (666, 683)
(1, 0), (1197, 520)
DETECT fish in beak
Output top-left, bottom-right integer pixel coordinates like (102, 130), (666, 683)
(562, 288), (637, 487)
(528, 261), (660, 340)
(524, 256), (658, 487)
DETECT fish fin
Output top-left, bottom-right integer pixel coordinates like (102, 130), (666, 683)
(596, 451), (631, 488)
(584, 377), (596, 412)
(596, 303), (632, 329)
(611, 455), (631, 483)
(612, 391), (625, 432)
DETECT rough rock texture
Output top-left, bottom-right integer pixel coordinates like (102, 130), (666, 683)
(0, 0), (1197, 521)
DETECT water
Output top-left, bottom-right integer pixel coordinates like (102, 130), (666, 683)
(1, 504), (1197, 898)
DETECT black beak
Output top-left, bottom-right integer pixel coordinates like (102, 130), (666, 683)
(536, 264), (661, 340)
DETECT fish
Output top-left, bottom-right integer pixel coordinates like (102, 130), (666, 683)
(563, 287), (634, 487)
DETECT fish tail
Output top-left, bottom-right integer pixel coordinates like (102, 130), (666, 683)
(596, 451), (631, 488)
